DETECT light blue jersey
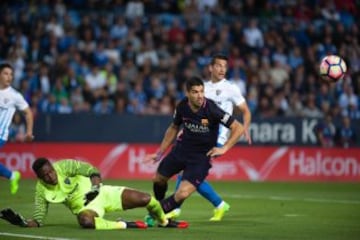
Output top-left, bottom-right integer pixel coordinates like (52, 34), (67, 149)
(0, 87), (29, 141)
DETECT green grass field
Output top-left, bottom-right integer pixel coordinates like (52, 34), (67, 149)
(1, 180), (360, 240)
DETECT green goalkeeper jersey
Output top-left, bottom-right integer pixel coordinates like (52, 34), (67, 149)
(33, 159), (100, 225)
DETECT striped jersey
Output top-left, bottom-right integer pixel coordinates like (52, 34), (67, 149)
(204, 79), (245, 145)
(0, 86), (29, 141)
(33, 159), (100, 226)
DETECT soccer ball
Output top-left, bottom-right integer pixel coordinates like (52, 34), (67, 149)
(319, 55), (347, 82)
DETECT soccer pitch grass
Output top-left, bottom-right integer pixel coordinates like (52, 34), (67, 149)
(1, 180), (359, 240)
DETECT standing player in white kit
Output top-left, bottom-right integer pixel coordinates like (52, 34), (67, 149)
(169, 54), (252, 221)
(0, 63), (34, 194)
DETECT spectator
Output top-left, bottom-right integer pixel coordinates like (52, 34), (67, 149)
(315, 114), (336, 148)
(335, 116), (357, 148)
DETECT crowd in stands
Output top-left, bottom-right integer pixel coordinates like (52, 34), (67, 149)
(1, 0), (359, 124)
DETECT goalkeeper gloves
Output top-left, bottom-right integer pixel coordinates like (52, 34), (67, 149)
(0, 208), (28, 227)
(84, 184), (101, 206)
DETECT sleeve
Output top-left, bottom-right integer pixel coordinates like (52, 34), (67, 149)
(57, 159), (100, 178)
(172, 103), (183, 127)
(32, 183), (49, 226)
(229, 82), (245, 106)
(209, 100), (235, 128)
(14, 92), (29, 111)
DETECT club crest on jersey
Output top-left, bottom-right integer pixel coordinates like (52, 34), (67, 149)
(201, 118), (209, 126)
(216, 89), (221, 96)
(64, 178), (71, 185)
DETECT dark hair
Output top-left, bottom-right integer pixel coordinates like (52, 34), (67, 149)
(0, 63), (13, 72)
(210, 54), (228, 65)
(32, 157), (51, 174)
(185, 76), (203, 91)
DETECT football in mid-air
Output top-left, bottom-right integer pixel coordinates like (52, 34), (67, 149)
(319, 55), (347, 83)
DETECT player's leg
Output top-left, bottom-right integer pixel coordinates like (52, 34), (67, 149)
(0, 163), (12, 179)
(197, 181), (230, 221)
(0, 162), (21, 195)
(122, 187), (188, 228)
(163, 159), (209, 215)
(79, 186), (146, 229)
(205, 140), (230, 221)
(146, 150), (185, 226)
(170, 176), (225, 219)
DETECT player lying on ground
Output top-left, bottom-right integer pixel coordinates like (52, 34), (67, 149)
(0, 158), (188, 229)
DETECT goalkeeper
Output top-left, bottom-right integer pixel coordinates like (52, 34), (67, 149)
(1, 158), (187, 229)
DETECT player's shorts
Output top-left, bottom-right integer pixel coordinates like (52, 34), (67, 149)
(158, 145), (211, 188)
(80, 185), (125, 217)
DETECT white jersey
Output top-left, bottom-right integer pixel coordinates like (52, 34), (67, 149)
(204, 79), (245, 145)
(0, 87), (29, 141)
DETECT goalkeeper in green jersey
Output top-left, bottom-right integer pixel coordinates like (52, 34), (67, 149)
(2, 158), (188, 229)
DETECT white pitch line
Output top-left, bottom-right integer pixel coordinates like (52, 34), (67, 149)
(215, 194), (360, 205)
(0, 232), (77, 240)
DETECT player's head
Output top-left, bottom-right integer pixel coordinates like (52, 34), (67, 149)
(185, 76), (204, 109)
(32, 157), (58, 185)
(209, 54), (228, 82)
(0, 63), (14, 88)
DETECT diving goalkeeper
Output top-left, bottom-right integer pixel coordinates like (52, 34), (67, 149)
(0, 158), (187, 229)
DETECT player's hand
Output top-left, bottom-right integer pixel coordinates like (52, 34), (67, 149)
(244, 128), (252, 145)
(24, 133), (34, 142)
(0, 208), (28, 227)
(84, 185), (100, 206)
(206, 147), (226, 158)
(143, 151), (163, 164)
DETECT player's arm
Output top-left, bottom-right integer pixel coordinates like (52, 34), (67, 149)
(27, 183), (49, 227)
(58, 159), (103, 205)
(207, 102), (244, 157)
(59, 159), (101, 179)
(144, 123), (179, 163)
(236, 102), (252, 144)
(22, 107), (34, 142)
(207, 120), (244, 158)
(158, 123), (179, 154)
(16, 92), (34, 142)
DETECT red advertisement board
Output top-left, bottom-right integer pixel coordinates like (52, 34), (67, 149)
(1, 143), (359, 181)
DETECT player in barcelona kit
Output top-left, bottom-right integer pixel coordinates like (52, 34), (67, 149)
(168, 54), (252, 221)
(144, 76), (244, 226)
(0, 158), (188, 229)
(0, 63), (34, 195)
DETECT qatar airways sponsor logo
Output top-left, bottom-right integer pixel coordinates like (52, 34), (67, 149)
(289, 151), (360, 177)
(184, 122), (210, 133)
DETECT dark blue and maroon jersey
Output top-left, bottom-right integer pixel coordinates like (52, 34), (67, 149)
(173, 97), (235, 153)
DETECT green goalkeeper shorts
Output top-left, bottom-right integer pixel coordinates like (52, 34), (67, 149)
(80, 185), (125, 217)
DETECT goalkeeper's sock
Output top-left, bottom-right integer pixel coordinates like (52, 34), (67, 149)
(146, 196), (168, 226)
(0, 163), (12, 179)
(197, 180), (222, 207)
(94, 217), (126, 230)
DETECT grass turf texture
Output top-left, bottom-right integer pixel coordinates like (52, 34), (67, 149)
(1, 180), (359, 240)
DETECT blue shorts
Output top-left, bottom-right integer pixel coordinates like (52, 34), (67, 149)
(0, 140), (5, 148)
(157, 145), (212, 188)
